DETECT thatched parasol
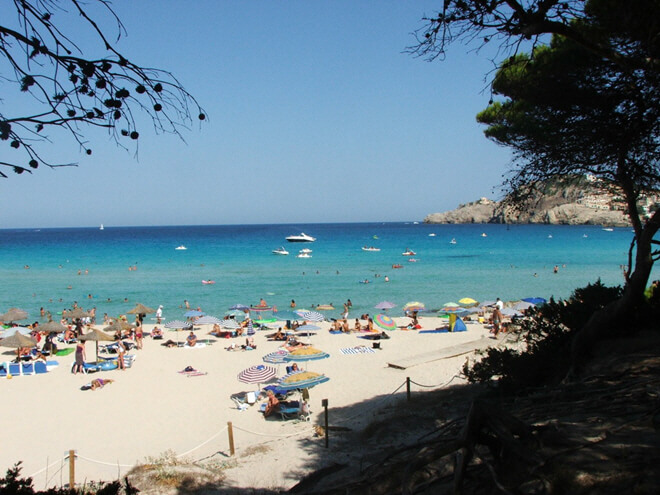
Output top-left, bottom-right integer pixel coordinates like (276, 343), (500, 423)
(0, 332), (37, 361)
(103, 319), (134, 334)
(79, 328), (115, 361)
(39, 320), (69, 334)
(127, 303), (156, 315)
(63, 307), (90, 320)
(0, 308), (28, 322)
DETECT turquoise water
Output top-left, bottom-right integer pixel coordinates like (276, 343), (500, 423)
(0, 222), (654, 322)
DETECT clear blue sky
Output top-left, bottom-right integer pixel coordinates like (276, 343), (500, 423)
(0, 1), (512, 228)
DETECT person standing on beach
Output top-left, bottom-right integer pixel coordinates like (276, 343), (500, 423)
(492, 307), (503, 337)
(495, 298), (504, 310)
(73, 341), (86, 374)
(116, 339), (126, 370)
(342, 302), (349, 320)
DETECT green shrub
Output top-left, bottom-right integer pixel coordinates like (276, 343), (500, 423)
(463, 280), (623, 391)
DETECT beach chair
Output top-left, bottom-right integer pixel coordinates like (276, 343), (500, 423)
(21, 362), (35, 375)
(231, 391), (257, 410)
(34, 361), (48, 374)
(276, 400), (311, 421)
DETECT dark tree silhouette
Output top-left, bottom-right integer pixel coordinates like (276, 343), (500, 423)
(409, 0), (659, 73)
(0, 0), (205, 177)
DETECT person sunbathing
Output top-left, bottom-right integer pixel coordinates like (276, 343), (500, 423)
(151, 326), (163, 339)
(264, 390), (280, 418)
(90, 378), (114, 390)
(271, 328), (286, 341)
(354, 319), (362, 331)
(244, 336), (256, 350)
(186, 331), (198, 347)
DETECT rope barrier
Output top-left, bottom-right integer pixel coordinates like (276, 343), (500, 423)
(409, 374), (462, 389)
(176, 425), (228, 458)
(75, 454), (134, 468)
(28, 457), (66, 478)
(233, 424), (307, 439)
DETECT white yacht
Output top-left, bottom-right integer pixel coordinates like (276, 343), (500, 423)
(299, 248), (313, 254)
(297, 250), (312, 258)
(286, 232), (316, 242)
(362, 246), (381, 252)
(175, 245), (187, 250)
(272, 247), (289, 255)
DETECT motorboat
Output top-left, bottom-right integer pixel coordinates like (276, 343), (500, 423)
(299, 248), (313, 254)
(392, 264), (403, 269)
(603, 227), (614, 232)
(202, 280), (215, 285)
(449, 238), (457, 245)
(272, 247), (289, 255)
(362, 246), (381, 252)
(402, 249), (416, 256)
(296, 251), (312, 258)
(286, 232), (316, 242)
(481, 233), (487, 237)
(428, 233), (436, 237)
(408, 258), (419, 262)
(175, 245), (187, 250)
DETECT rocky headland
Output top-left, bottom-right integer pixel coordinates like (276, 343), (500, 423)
(424, 178), (636, 226)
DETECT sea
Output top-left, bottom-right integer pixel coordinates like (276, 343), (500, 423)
(1, 222), (656, 323)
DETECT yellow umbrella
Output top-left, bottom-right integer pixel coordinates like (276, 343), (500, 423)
(458, 297), (479, 307)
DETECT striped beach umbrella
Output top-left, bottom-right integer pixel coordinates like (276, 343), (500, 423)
(262, 350), (289, 364)
(403, 301), (425, 312)
(238, 364), (277, 389)
(164, 320), (193, 330)
(374, 314), (396, 331)
(246, 319), (255, 335)
(222, 319), (240, 330)
(194, 315), (223, 325)
(295, 310), (324, 322)
(229, 304), (250, 311)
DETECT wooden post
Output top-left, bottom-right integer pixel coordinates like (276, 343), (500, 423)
(68, 450), (75, 489)
(406, 376), (411, 401)
(227, 421), (235, 456)
(322, 399), (329, 448)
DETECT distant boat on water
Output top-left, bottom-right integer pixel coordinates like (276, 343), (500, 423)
(449, 238), (457, 245)
(175, 245), (187, 250)
(99, 224), (104, 230)
(603, 227), (614, 232)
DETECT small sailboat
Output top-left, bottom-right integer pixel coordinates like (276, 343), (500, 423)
(99, 224), (104, 230)
(449, 238), (457, 245)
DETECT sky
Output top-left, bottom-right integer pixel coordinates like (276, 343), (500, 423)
(0, 1), (513, 229)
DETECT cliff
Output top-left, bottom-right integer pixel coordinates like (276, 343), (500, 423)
(424, 179), (632, 226)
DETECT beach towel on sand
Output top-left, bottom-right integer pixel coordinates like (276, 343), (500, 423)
(340, 346), (375, 355)
(178, 366), (207, 377)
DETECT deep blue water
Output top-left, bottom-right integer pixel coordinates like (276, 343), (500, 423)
(0, 222), (655, 322)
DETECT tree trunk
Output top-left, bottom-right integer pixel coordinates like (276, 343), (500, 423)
(571, 209), (659, 370)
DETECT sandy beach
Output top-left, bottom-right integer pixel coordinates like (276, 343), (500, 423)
(1, 315), (493, 491)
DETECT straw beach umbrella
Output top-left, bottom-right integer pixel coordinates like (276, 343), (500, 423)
(278, 370), (329, 391)
(0, 332), (37, 361)
(0, 308), (28, 323)
(127, 303), (156, 315)
(79, 328), (115, 361)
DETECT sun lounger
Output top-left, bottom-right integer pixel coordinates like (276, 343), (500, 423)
(275, 400), (311, 421)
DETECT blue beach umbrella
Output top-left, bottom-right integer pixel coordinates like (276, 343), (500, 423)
(283, 347), (329, 362)
(522, 297), (547, 305)
(183, 309), (206, 318)
(278, 370), (330, 391)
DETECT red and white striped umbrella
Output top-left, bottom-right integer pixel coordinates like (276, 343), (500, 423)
(238, 364), (276, 387)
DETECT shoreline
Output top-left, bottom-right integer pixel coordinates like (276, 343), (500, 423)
(1, 316), (493, 491)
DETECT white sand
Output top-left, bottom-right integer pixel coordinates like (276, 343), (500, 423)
(0, 316), (492, 491)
